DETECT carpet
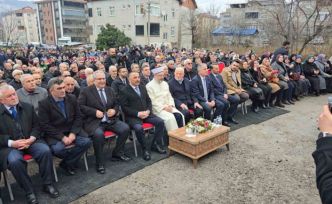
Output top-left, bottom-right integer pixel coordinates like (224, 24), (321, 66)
(0, 106), (289, 203)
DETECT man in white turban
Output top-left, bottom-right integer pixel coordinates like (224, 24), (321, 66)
(146, 67), (185, 131)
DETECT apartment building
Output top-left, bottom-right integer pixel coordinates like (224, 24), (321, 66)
(87, 0), (197, 49)
(1, 7), (39, 45)
(35, 0), (89, 45)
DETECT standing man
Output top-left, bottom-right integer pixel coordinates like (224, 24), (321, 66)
(120, 72), (166, 161)
(78, 70), (130, 174)
(0, 84), (59, 204)
(104, 48), (119, 72)
(146, 67), (184, 131)
(38, 78), (92, 176)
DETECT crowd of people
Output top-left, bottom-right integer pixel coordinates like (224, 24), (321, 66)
(0, 41), (332, 204)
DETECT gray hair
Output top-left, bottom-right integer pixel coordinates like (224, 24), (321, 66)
(93, 70), (106, 79)
(0, 84), (15, 99)
(197, 63), (207, 72)
(20, 74), (33, 84)
(85, 68), (94, 75)
(12, 69), (23, 77)
(175, 67), (184, 73)
(13, 64), (21, 70)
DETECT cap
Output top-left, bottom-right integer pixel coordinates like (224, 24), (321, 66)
(151, 67), (164, 75)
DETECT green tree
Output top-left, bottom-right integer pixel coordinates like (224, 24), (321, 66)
(96, 24), (131, 50)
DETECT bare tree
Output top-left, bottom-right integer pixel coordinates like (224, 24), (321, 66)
(1, 11), (19, 46)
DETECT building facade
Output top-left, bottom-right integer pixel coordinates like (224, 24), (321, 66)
(35, 0), (89, 45)
(87, 0), (197, 49)
(1, 7), (39, 45)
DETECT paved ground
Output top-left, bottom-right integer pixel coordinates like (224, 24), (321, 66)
(72, 95), (326, 204)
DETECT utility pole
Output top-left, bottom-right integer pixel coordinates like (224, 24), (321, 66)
(147, 0), (151, 46)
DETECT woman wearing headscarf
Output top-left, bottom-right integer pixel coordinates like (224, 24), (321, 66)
(240, 61), (265, 113)
(315, 54), (332, 93)
(284, 55), (300, 100)
(250, 60), (272, 108)
(291, 55), (311, 96)
(303, 55), (323, 96)
(260, 56), (283, 107)
(271, 54), (295, 105)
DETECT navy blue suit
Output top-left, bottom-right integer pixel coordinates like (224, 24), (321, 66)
(190, 75), (222, 120)
(168, 78), (203, 123)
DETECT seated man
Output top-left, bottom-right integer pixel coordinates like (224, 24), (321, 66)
(168, 67), (203, 123)
(191, 63), (223, 121)
(78, 70), (131, 174)
(111, 66), (129, 96)
(106, 65), (117, 86)
(146, 67), (184, 131)
(0, 84), (59, 204)
(221, 60), (249, 124)
(140, 63), (153, 87)
(38, 78), (92, 176)
(16, 74), (48, 114)
(120, 72), (166, 161)
(184, 59), (197, 81)
(64, 76), (80, 98)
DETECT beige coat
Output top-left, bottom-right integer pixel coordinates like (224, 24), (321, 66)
(221, 67), (243, 95)
(260, 64), (280, 93)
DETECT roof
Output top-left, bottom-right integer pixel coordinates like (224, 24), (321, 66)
(212, 27), (259, 36)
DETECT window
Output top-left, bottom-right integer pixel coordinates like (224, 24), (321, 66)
(63, 9), (85, 17)
(245, 12), (259, 19)
(319, 12), (329, 21)
(63, 1), (84, 8)
(122, 25), (126, 29)
(18, 26), (24, 30)
(163, 32), (168, 40)
(135, 4), (144, 15)
(88, 8), (93, 17)
(45, 28), (48, 32)
(109, 6), (115, 16)
(50, 36), (53, 41)
(171, 8), (175, 17)
(122, 5), (126, 9)
(150, 23), (160, 36)
(136, 25), (144, 36)
(16, 13), (23, 17)
(97, 8), (102, 16)
(128, 25), (131, 29)
(150, 4), (160, 16)
(164, 14), (168, 22)
(171, 26), (175, 36)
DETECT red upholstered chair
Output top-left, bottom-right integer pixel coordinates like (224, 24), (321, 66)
(132, 123), (155, 157)
(104, 130), (117, 151)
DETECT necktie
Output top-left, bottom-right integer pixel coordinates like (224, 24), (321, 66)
(202, 77), (208, 101)
(57, 101), (66, 118)
(135, 86), (141, 96)
(9, 106), (17, 119)
(99, 89), (107, 107)
(122, 79), (126, 85)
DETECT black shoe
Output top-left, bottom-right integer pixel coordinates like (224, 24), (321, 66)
(251, 107), (259, 113)
(288, 100), (295, 105)
(151, 144), (167, 154)
(96, 164), (105, 174)
(26, 193), (38, 204)
(282, 100), (290, 105)
(43, 184), (59, 198)
(228, 118), (239, 124)
(142, 150), (151, 161)
(111, 154), (131, 162)
(222, 121), (231, 127)
(275, 102), (285, 108)
(269, 102), (275, 108)
(261, 104), (267, 109)
(59, 162), (75, 176)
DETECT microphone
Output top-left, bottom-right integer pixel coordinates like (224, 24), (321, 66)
(328, 97), (332, 113)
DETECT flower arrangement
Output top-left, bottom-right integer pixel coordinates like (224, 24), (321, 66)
(186, 117), (214, 134)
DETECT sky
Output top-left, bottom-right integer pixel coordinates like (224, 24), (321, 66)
(0, 0), (249, 14)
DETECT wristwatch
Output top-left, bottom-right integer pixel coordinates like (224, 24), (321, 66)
(318, 132), (332, 139)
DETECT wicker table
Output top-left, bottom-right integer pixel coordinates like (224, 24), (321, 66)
(168, 126), (230, 168)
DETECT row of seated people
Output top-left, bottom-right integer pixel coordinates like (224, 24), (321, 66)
(0, 57), (313, 204)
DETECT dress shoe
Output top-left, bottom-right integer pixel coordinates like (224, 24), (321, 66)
(26, 193), (38, 204)
(59, 162), (75, 176)
(288, 100), (295, 105)
(142, 150), (151, 161)
(282, 100), (290, 105)
(261, 104), (267, 109)
(222, 121), (231, 127)
(43, 184), (59, 198)
(151, 144), (167, 154)
(269, 102), (275, 108)
(111, 154), (131, 161)
(275, 102), (285, 108)
(251, 107), (259, 113)
(96, 164), (105, 174)
(228, 118), (239, 124)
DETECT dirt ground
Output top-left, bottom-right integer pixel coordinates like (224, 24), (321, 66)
(72, 95), (326, 204)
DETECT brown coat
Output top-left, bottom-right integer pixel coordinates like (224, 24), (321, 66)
(221, 67), (243, 95)
(260, 64), (280, 93)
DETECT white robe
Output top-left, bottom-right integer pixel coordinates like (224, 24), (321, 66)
(146, 79), (184, 131)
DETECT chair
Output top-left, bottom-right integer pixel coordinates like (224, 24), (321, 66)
(131, 123), (155, 157)
(241, 101), (248, 115)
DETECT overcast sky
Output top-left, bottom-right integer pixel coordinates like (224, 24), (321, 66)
(196, 0), (248, 12)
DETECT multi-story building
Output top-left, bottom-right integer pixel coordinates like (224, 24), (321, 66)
(195, 13), (220, 48)
(87, 0), (197, 49)
(1, 6), (39, 45)
(35, 0), (89, 45)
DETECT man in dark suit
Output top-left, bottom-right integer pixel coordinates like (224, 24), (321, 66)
(106, 65), (117, 86)
(38, 78), (92, 176)
(104, 48), (119, 72)
(0, 84), (59, 204)
(140, 63), (152, 87)
(168, 67), (203, 123)
(119, 72), (166, 161)
(64, 77), (80, 98)
(78, 70), (130, 174)
(111, 66), (129, 96)
(209, 63), (233, 127)
(190, 63), (223, 120)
